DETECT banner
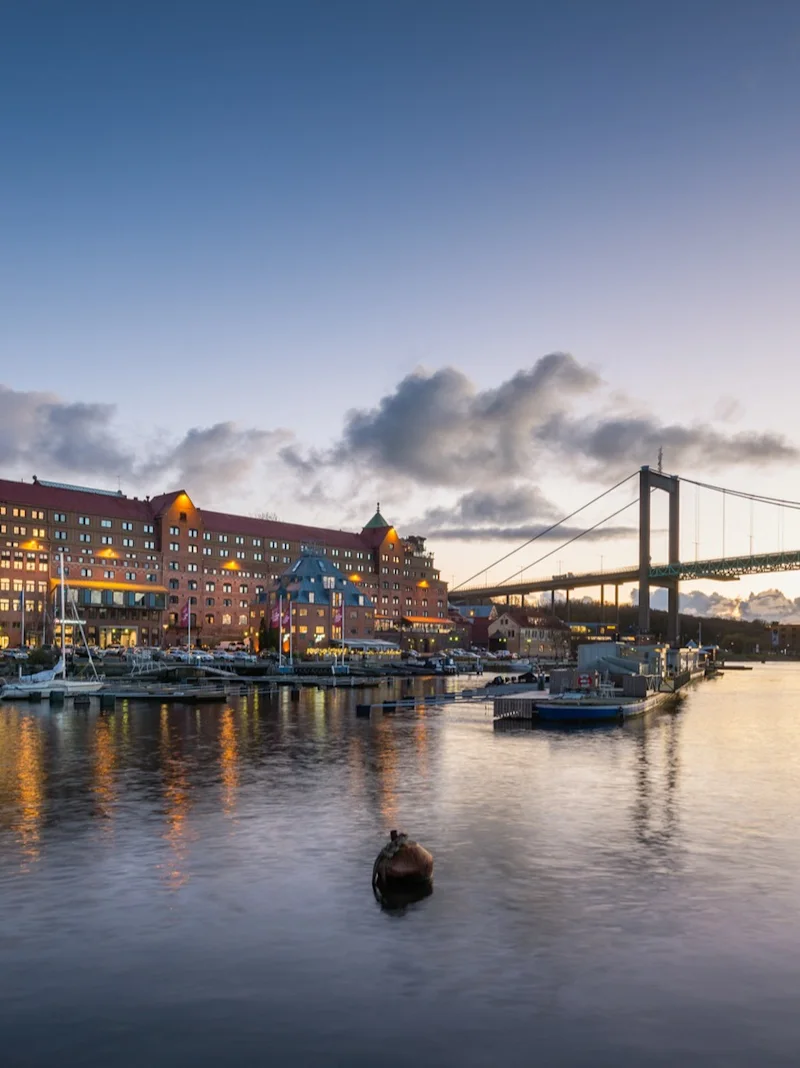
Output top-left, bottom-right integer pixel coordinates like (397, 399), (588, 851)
(333, 608), (342, 626)
(180, 600), (190, 627)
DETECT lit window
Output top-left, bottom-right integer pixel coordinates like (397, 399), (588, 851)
(122, 522), (133, 531)
(122, 538), (134, 547)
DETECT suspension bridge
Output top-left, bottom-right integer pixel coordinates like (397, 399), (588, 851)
(448, 466), (800, 644)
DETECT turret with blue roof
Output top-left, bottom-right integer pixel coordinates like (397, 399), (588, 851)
(274, 547), (374, 610)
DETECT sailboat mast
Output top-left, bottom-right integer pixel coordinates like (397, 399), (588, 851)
(59, 549), (66, 678)
(278, 593), (283, 668)
(20, 588), (25, 648)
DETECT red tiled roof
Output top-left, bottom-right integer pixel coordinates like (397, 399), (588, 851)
(198, 509), (369, 550)
(0, 478), (154, 522)
(0, 477), (389, 554)
(148, 491), (185, 516)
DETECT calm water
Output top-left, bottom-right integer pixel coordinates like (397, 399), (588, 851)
(2, 667), (800, 1066)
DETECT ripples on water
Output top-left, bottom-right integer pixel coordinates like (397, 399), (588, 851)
(2, 668), (800, 1066)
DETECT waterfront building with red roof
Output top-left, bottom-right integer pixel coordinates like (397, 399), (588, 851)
(0, 479), (449, 650)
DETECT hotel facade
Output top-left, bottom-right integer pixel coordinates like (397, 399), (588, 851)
(0, 477), (449, 651)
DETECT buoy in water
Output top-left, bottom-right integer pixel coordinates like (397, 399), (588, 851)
(372, 830), (433, 894)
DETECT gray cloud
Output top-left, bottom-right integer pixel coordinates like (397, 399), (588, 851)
(541, 415), (797, 475)
(418, 485), (559, 530)
(425, 523), (635, 542)
(0, 385), (135, 479)
(410, 483), (634, 541)
(0, 384), (291, 500)
(143, 423), (291, 497)
(332, 352), (598, 485)
(304, 352), (796, 489)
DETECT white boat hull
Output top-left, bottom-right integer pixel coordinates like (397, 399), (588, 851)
(1, 679), (104, 699)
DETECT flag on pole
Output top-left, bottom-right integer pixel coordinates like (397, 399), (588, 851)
(180, 600), (190, 627)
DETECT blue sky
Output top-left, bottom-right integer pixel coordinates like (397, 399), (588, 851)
(2, 1), (800, 612)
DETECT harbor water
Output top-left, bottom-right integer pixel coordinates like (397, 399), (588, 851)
(2, 666), (800, 1066)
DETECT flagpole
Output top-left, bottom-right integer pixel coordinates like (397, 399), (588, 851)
(20, 588), (25, 648)
(288, 598), (293, 666)
(187, 598), (191, 652)
(278, 593), (283, 668)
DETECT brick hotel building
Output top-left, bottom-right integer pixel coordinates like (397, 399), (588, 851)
(0, 477), (449, 650)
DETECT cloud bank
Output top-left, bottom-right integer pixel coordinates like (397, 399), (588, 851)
(0, 384), (291, 498)
(1, 352), (795, 547)
(646, 587), (800, 623)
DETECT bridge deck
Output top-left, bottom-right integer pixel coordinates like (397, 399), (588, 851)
(449, 549), (800, 601)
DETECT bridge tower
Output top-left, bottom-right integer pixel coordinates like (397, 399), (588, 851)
(638, 465), (680, 644)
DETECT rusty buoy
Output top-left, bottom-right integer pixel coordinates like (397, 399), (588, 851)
(372, 830), (433, 896)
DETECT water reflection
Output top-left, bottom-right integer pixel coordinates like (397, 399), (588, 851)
(92, 713), (115, 829)
(219, 706), (239, 816)
(159, 705), (192, 890)
(1, 671), (800, 1067)
(14, 714), (45, 868)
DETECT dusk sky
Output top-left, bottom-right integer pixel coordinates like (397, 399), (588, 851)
(3, 2), (800, 617)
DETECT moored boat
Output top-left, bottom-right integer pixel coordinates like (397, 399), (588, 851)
(536, 689), (674, 723)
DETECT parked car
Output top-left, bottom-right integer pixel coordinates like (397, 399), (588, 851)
(165, 648), (191, 663)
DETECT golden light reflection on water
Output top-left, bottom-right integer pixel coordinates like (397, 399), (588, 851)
(219, 706), (239, 816)
(13, 715), (45, 868)
(93, 713), (116, 830)
(413, 709), (430, 778)
(374, 718), (399, 828)
(159, 705), (192, 891)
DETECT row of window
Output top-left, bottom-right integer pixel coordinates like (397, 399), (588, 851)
(0, 579), (48, 593)
(0, 508), (46, 519)
(0, 599), (45, 613)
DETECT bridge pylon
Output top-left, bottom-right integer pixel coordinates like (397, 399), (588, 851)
(639, 465), (680, 643)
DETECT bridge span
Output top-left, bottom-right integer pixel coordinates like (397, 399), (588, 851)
(449, 466), (800, 644)
(449, 547), (800, 604)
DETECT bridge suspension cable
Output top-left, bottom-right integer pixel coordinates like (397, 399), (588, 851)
(451, 471), (638, 591)
(494, 495), (641, 588)
(678, 476), (800, 511)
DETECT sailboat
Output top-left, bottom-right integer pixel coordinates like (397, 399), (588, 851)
(0, 551), (103, 700)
